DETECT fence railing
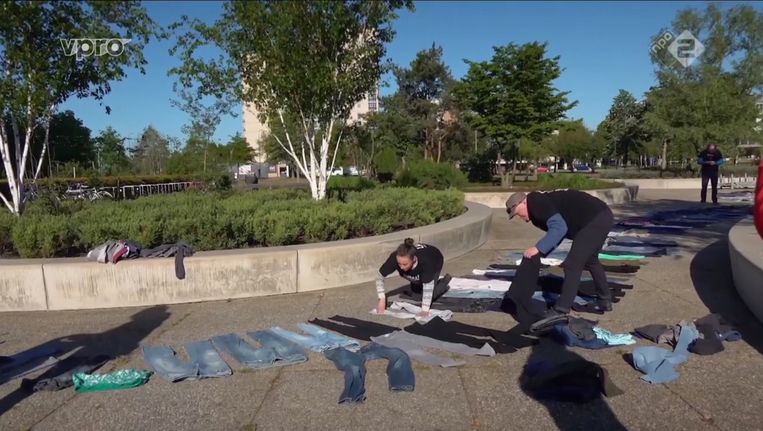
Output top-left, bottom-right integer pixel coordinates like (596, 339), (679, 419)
(720, 173), (757, 189)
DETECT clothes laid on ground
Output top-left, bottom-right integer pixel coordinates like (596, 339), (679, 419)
(490, 262), (641, 274)
(426, 297), (503, 313)
(21, 355), (111, 392)
(375, 330), (495, 358)
(144, 339), (233, 381)
(617, 219), (691, 231)
(0, 345), (61, 385)
(607, 238), (679, 248)
(599, 253), (646, 261)
(441, 289), (505, 299)
(552, 325), (610, 350)
(593, 327), (636, 346)
(370, 332), (466, 368)
(520, 359), (624, 403)
(403, 317), (536, 354)
(633, 324), (676, 344)
(324, 344), (415, 404)
(270, 324), (361, 353)
(601, 246), (668, 257)
(308, 316), (399, 342)
(73, 369), (153, 393)
(632, 322), (699, 384)
(689, 313), (740, 355)
(370, 302), (453, 323)
(531, 291), (605, 315)
(210, 332), (307, 369)
(448, 277), (512, 292)
(87, 239), (194, 279)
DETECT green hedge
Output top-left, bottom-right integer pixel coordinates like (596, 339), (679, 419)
(396, 160), (468, 190)
(0, 188), (465, 258)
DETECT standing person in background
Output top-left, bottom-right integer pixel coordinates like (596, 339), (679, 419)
(698, 144), (725, 204)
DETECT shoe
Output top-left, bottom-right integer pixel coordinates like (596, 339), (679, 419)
(529, 308), (570, 335)
(596, 299), (613, 312)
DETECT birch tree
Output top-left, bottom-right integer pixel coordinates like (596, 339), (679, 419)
(0, 1), (155, 215)
(168, 1), (413, 199)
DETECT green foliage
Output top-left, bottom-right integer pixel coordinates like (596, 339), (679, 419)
(0, 188), (464, 257)
(396, 160), (467, 189)
(536, 174), (618, 190)
(599, 90), (649, 165)
(374, 146), (399, 182)
(327, 176), (376, 201)
(460, 150), (496, 183)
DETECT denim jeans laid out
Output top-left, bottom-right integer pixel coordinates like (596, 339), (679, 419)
(531, 291), (591, 307)
(441, 289), (505, 299)
(324, 347), (367, 404)
(633, 322), (699, 384)
(297, 323), (362, 349)
(0, 345), (61, 385)
(551, 325), (610, 350)
(142, 346), (199, 382)
(270, 325), (360, 353)
(360, 343), (415, 392)
(212, 333), (306, 369)
(601, 245), (667, 257)
(370, 333), (466, 368)
(246, 329), (308, 367)
(184, 340), (232, 378)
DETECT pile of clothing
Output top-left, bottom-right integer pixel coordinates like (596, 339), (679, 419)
(87, 240), (194, 280)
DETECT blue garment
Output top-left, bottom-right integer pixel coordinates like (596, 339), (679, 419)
(142, 346), (199, 382)
(593, 327), (636, 346)
(246, 330), (309, 367)
(720, 330), (742, 342)
(442, 289), (505, 299)
(270, 325), (360, 353)
(0, 345), (61, 385)
(211, 332), (307, 369)
(536, 213), (568, 254)
(360, 343), (415, 392)
(632, 323), (699, 384)
(297, 323), (362, 350)
(532, 291), (592, 307)
(184, 340), (232, 378)
(551, 325), (610, 350)
(324, 347), (367, 404)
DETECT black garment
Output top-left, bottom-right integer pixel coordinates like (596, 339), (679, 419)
(490, 262), (640, 274)
(601, 248), (668, 257)
(403, 317), (537, 353)
(568, 318), (598, 341)
(688, 314), (735, 355)
(633, 324), (675, 344)
(501, 255), (548, 331)
(521, 359), (624, 403)
(308, 316), (398, 341)
(20, 355), (111, 392)
(553, 209), (614, 312)
(427, 297), (502, 313)
(406, 274), (451, 302)
(701, 171), (719, 204)
(698, 148), (723, 175)
(141, 241), (194, 280)
(527, 190), (610, 240)
(379, 243), (443, 285)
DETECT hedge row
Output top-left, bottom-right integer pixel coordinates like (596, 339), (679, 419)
(0, 188), (465, 258)
(0, 174), (213, 190)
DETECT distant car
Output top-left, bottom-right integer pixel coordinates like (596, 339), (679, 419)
(346, 166), (359, 176)
(331, 167), (344, 176)
(573, 164), (592, 173)
(536, 166), (550, 173)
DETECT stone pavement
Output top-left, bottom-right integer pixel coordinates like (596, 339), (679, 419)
(0, 190), (761, 431)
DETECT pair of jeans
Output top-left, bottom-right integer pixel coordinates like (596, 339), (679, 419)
(701, 171), (719, 203)
(144, 340), (233, 381)
(633, 323), (699, 384)
(324, 343), (415, 404)
(370, 332), (466, 368)
(270, 324), (360, 353)
(211, 331), (307, 369)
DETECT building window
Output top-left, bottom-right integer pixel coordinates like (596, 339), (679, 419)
(368, 94), (378, 112)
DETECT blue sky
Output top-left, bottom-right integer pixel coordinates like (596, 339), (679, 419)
(60, 1), (758, 147)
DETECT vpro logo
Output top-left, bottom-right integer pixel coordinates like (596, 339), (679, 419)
(60, 38), (131, 60)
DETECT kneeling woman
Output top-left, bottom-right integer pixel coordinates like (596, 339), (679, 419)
(375, 238), (450, 317)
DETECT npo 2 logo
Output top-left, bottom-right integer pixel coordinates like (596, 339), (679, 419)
(650, 30), (704, 68)
(60, 38), (131, 60)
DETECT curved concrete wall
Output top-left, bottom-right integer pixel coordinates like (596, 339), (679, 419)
(0, 202), (492, 312)
(728, 217), (763, 324)
(463, 186), (638, 209)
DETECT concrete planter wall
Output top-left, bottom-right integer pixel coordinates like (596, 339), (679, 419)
(463, 186), (638, 209)
(0, 202), (492, 312)
(729, 217), (763, 324)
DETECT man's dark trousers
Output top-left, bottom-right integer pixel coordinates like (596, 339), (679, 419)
(701, 171), (719, 204)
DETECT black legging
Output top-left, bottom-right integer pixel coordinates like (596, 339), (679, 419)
(407, 272), (451, 303)
(701, 171), (718, 203)
(502, 208), (614, 325)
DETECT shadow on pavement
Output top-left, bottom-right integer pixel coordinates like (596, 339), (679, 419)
(690, 239), (763, 356)
(0, 305), (170, 416)
(519, 338), (627, 431)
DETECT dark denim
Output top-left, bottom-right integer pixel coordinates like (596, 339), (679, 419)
(360, 343), (415, 392)
(324, 347), (367, 404)
(551, 325), (610, 350)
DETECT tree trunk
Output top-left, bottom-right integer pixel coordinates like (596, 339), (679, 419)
(660, 139), (667, 171)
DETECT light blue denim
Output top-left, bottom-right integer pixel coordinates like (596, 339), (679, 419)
(270, 325), (360, 353)
(633, 323), (699, 384)
(246, 329), (308, 367)
(593, 327), (636, 346)
(142, 346), (199, 382)
(184, 340), (232, 378)
(211, 332), (307, 369)
(442, 289), (505, 299)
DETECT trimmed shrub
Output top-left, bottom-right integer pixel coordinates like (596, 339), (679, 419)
(396, 160), (467, 190)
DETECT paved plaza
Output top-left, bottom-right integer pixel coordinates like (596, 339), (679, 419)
(0, 190), (761, 431)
